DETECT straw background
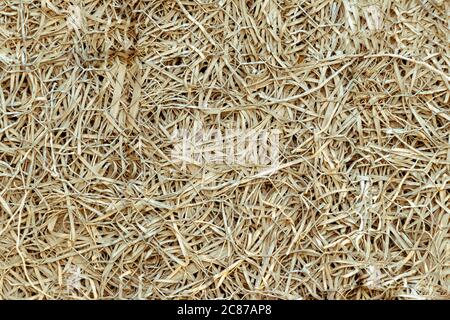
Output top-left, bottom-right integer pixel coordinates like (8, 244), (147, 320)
(0, 0), (449, 299)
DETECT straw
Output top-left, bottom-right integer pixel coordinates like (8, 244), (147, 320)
(0, 0), (448, 299)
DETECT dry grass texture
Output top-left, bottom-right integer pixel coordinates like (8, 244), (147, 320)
(0, 0), (449, 299)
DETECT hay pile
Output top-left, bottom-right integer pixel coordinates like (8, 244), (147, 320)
(0, 0), (448, 299)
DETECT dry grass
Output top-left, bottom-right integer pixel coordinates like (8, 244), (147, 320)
(0, 0), (449, 299)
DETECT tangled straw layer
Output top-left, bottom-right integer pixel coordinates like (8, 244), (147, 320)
(0, 0), (449, 299)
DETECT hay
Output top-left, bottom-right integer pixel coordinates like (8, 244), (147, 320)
(0, 0), (449, 300)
